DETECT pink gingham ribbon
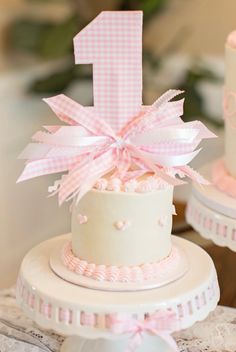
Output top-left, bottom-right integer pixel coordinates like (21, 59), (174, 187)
(17, 89), (215, 204)
(109, 310), (179, 352)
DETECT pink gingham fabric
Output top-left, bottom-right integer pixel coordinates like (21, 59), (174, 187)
(18, 89), (215, 205)
(17, 12), (216, 205)
(109, 310), (179, 352)
(74, 11), (143, 132)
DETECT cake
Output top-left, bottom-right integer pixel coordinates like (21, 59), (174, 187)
(212, 30), (236, 198)
(71, 180), (173, 267)
(17, 11), (215, 287)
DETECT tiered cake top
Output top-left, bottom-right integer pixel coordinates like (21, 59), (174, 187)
(212, 30), (236, 198)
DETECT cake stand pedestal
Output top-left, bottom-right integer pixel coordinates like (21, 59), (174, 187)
(60, 335), (177, 352)
(186, 163), (236, 252)
(16, 235), (219, 352)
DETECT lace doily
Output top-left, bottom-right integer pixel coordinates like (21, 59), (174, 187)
(0, 288), (235, 352)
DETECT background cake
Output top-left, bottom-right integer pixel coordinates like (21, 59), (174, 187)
(213, 31), (236, 197)
(224, 32), (236, 176)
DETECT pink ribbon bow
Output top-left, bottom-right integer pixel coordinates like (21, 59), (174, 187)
(109, 310), (179, 352)
(17, 89), (215, 204)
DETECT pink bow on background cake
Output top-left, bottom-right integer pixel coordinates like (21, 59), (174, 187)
(17, 89), (215, 204)
(109, 310), (179, 352)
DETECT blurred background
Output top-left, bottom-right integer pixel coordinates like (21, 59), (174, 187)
(0, 0), (235, 305)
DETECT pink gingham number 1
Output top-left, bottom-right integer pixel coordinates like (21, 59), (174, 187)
(73, 11), (143, 132)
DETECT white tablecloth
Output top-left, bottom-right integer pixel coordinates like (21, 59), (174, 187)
(0, 288), (235, 352)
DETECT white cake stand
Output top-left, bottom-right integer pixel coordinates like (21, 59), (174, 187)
(16, 234), (219, 352)
(186, 163), (236, 252)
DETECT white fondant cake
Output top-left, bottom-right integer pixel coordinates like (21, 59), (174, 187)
(212, 31), (236, 199)
(71, 185), (173, 266)
(224, 33), (236, 177)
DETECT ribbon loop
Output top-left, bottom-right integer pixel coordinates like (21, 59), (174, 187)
(17, 90), (215, 204)
(109, 310), (179, 352)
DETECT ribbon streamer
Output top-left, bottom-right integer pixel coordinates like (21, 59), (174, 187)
(17, 90), (216, 204)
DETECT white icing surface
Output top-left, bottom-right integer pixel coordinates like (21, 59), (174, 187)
(71, 187), (173, 266)
(224, 43), (236, 177)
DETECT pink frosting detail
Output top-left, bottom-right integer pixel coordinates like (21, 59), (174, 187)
(77, 213), (88, 225)
(61, 241), (180, 283)
(124, 179), (138, 192)
(227, 30), (236, 48)
(75, 260), (87, 275)
(92, 176), (172, 193)
(93, 265), (106, 281)
(119, 266), (131, 282)
(212, 159), (236, 199)
(107, 178), (122, 192)
(94, 178), (108, 191)
(84, 263), (96, 277)
(107, 266), (120, 281)
(114, 220), (130, 231)
(136, 180), (153, 193)
(136, 176), (172, 192)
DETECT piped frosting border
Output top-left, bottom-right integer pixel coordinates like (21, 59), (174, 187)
(212, 158), (236, 199)
(61, 241), (180, 283)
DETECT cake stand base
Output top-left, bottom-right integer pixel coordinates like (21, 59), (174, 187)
(16, 234), (219, 352)
(186, 163), (236, 251)
(61, 335), (172, 352)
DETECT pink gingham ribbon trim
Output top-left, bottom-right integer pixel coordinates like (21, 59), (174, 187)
(109, 310), (179, 352)
(17, 90), (215, 204)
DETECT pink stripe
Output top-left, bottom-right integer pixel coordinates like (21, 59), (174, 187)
(61, 241), (180, 283)
(212, 158), (236, 199)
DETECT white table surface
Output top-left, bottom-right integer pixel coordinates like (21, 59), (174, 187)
(0, 288), (235, 352)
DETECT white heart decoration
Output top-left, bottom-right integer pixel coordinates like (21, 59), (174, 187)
(114, 220), (130, 231)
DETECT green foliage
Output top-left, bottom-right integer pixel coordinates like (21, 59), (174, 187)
(10, 19), (53, 54)
(39, 16), (79, 59)
(30, 64), (92, 95)
(10, 16), (79, 59)
(120, 0), (168, 21)
(177, 64), (222, 126)
(29, 66), (75, 95)
(140, 0), (168, 19)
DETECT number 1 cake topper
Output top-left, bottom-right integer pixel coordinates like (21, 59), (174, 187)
(74, 11), (143, 132)
(17, 11), (216, 204)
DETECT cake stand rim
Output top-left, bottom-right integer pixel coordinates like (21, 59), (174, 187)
(192, 160), (236, 219)
(186, 193), (236, 252)
(16, 234), (219, 338)
(17, 234), (217, 308)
